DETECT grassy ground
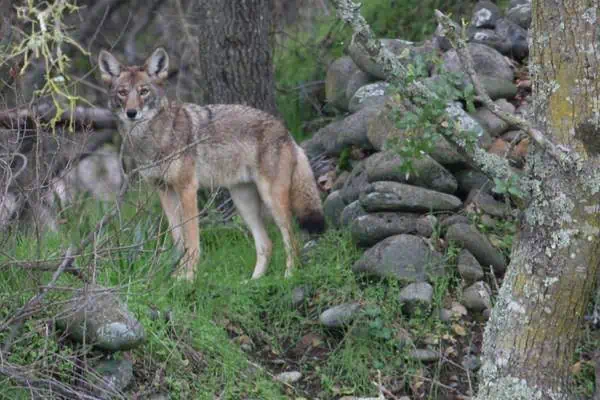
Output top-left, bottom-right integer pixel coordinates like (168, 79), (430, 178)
(2, 185), (597, 399)
(0, 184), (477, 399)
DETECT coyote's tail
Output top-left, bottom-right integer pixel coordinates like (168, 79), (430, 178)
(290, 144), (326, 234)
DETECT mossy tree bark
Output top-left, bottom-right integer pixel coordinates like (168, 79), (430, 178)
(477, 1), (600, 399)
(192, 0), (278, 115)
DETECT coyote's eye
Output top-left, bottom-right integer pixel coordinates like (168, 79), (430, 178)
(139, 88), (150, 96)
(117, 89), (128, 97)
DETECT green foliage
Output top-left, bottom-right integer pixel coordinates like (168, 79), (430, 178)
(360, 0), (474, 42)
(1, 186), (461, 399)
(337, 146), (352, 171)
(492, 174), (525, 200)
(385, 54), (477, 177)
(472, 212), (517, 259)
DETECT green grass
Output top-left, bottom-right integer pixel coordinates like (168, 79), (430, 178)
(0, 187), (461, 399)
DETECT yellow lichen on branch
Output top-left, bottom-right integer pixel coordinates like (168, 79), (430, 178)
(3, 0), (90, 131)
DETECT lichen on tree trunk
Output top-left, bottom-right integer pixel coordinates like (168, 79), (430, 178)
(192, 0), (277, 115)
(477, 1), (600, 399)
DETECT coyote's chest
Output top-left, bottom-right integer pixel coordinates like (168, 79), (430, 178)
(119, 119), (192, 184)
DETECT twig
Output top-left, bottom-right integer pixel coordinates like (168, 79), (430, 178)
(0, 362), (106, 400)
(373, 370), (397, 399)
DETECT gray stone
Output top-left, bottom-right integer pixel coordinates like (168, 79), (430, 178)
(352, 234), (445, 283)
(320, 302), (361, 328)
(516, 102), (532, 120)
(300, 240), (319, 264)
(462, 281), (492, 311)
(439, 308), (453, 322)
(326, 56), (360, 111)
(399, 282), (434, 314)
(276, 371), (303, 384)
(360, 181), (462, 213)
(419, 215), (437, 237)
(349, 82), (390, 113)
(365, 151), (457, 194)
(479, 76), (518, 100)
(472, 99), (516, 137)
(446, 102), (493, 149)
(441, 43), (514, 82)
(457, 249), (485, 282)
(89, 359), (133, 398)
(323, 190), (346, 228)
(469, 190), (510, 217)
(340, 200), (368, 227)
(410, 349), (440, 363)
(463, 354), (482, 371)
(480, 214), (497, 229)
(495, 18), (529, 60)
(56, 285), (145, 352)
(455, 169), (493, 195)
(302, 105), (380, 158)
(434, 23), (453, 52)
(340, 161), (369, 204)
(507, 3), (532, 30)
(440, 214), (470, 228)
(332, 170), (350, 191)
(350, 212), (434, 247)
(469, 28), (512, 55)
(446, 223), (506, 273)
(348, 38), (432, 80)
(502, 130), (525, 143)
(292, 285), (312, 307)
(471, 0), (502, 29)
(344, 69), (373, 107)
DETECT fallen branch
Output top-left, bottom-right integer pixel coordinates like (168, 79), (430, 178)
(330, 0), (523, 188)
(434, 10), (569, 166)
(0, 104), (116, 130)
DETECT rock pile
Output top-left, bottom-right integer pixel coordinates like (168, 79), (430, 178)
(311, 0), (531, 330)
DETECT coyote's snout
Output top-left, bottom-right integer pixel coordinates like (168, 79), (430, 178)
(98, 48), (325, 281)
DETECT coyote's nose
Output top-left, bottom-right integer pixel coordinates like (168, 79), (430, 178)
(126, 109), (137, 119)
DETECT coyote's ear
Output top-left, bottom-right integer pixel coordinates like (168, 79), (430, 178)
(98, 50), (121, 84)
(144, 47), (169, 81)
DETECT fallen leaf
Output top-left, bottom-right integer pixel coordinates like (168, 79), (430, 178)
(452, 323), (467, 337)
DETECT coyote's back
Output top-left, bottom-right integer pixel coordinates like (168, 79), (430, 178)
(98, 47), (325, 280)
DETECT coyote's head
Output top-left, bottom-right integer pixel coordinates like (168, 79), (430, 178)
(98, 48), (169, 123)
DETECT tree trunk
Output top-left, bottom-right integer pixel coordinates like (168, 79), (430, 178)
(477, 1), (600, 399)
(192, 0), (278, 115)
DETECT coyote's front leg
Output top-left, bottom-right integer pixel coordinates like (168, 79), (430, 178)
(175, 184), (200, 281)
(158, 187), (184, 252)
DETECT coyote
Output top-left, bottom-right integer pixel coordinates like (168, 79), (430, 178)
(98, 48), (325, 281)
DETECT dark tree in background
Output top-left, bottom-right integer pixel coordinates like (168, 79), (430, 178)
(190, 0), (278, 115)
